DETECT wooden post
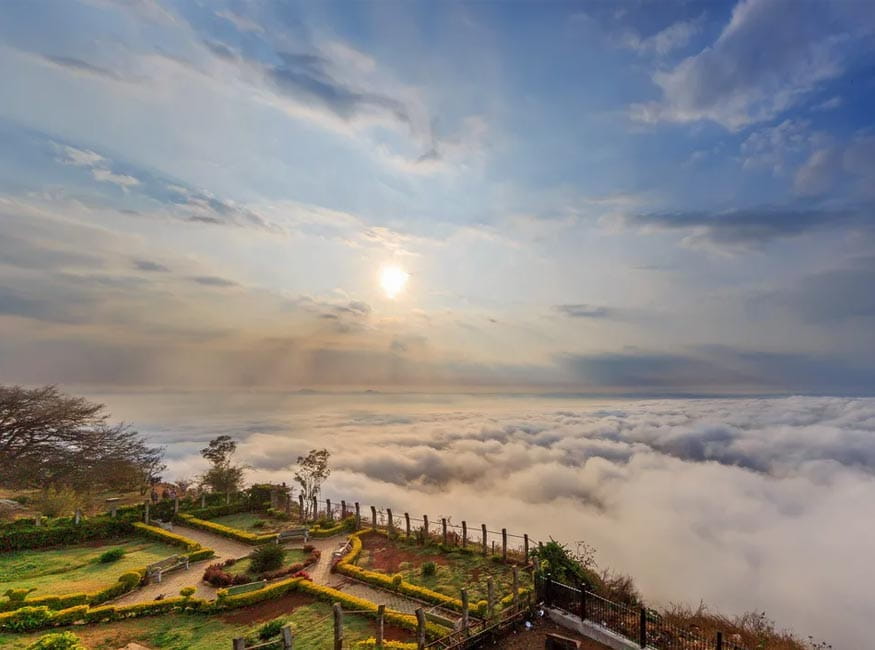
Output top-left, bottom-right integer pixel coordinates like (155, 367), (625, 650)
(311, 496), (317, 520)
(512, 566), (520, 611)
(333, 603), (343, 650)
(34, 515), (41, 527)
(281, 624), (294, 649)
(405, 512), (411, 539)
(487, 577), (495, 618)
(578, 582), (588, 621)
(110, 503), (118, 518)
(481, 524), (487, 556)
(461, 521), (467, 548)
(461, 588), (469, 634)
(370, 505), (377, 530)
(415, 608), (426, 650)
(144, 501), (150, 524)
(285, 492), (291, 517)
(442, 518), (448, 546)
(326, 499), (332, 522)
(355, 502), (361, 530)
(225, 490), (230, 505)
(423, 515), (429, 544)
(376, 604), (385, 645)
(502, 528), (508, 562)
(299, 494), (305, 520)
(232, 638), (245, 650)
(639, 607), (647, 648)
(716, 631), (723, 650)
(341, 500), (347, 519)
(201, 493), (206, 508)
(387, 508), (394, 534)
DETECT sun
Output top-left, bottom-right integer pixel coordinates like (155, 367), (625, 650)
(379, 264), (409, 299)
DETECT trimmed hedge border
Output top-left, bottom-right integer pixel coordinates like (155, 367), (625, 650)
(176, 514), (276, 545)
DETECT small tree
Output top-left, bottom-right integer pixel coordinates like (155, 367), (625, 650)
(200, 435), (245, 494)
(294, 449), (330, 519)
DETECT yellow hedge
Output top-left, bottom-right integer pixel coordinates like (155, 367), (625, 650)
(176, 514), (276, 545)
(355, 639), (418, 649)
(133, 522), (201, 551)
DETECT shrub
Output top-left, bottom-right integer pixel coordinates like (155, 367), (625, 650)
(391, 573), (403, 589)
(180, 587), (196, 599)
(258, 619), (284, 640)
(33, 488), (82, 518)
(132, 522), (201, 551)
(203, 564), (235, 588)
(25, 632), (86, 650)
(421, 561), (437, 577)
(249, 544), (285, 573)
(0, 606), (53, 632)
(98, 547), (125, 563)
(4, 588), (37, 603)
(118, 571), (142, 588)
(302, 543), (315, 553)
(176, 514), (276, 544)
(251, 520), (266, 529)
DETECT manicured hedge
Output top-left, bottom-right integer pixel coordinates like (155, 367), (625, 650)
(132, 522), (201, 551)
(355, 640), (418, 649)
(309, 520), (350, 538)
(335, 531), (464, 612)
(176, 514), (276, 545)
(0, 568), (147, 614)
(183, 502), (254, 520)
(0, 519), (134, 552)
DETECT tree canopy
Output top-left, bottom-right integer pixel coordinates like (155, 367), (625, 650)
(294, 448), (330, 517)
(0, 384), (165, 492)
(200, 434), (245, 493)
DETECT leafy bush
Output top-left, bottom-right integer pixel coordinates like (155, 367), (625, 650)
(249, 544), (285, 573)
(391, 573), (403, 589)
(0, 518), (133, 552)
(475, 600), (488, 617)
(4, 588), (36, 603)
(258, 619), (283, 640)
(33, 488), (82, 518)
(421, 561), (437, 577)
(0, 606), (53, 632)
(180, 587), (196, 598)
(98, 547), (125, 563)
(203, 564), (235, 588)
(25, 631), (86, 650)
(302, 543), (315, 553)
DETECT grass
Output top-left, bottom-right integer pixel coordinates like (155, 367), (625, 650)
(0, 600), (385, 649)
(226, 548), (308, 577)
(209, 512), (283, 533)
(0, 538), (179, 597)
(357, 534), (532, 604)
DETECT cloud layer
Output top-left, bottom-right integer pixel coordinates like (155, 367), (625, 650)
(107, 391), (875, 648)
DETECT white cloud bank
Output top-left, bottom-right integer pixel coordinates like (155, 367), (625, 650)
(97, 391), (875, 648)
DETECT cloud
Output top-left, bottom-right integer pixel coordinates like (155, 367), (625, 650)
(554, 304), (614, 319)
(630, 0), (862, 129)
(215, 9), (264, 34)
(40, 54), (130, 83)
(740, 119), (813, 174)
(91, 167), (140, 188)
(191, 275), (237, 288)
(118, 392), (875, 648)
(621, 17), (702, 55)
(133, 259), (170, 273)
(57, 144), (141, 189)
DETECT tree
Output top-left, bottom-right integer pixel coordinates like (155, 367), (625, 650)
(200, 435), (245, 494)
(0, 384), (165, 492)
(294, 448), (330, 518)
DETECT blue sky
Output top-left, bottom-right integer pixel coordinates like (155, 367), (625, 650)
(0, 0), (874, 393)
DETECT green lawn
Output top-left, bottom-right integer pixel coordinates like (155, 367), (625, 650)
(209, 512), (284, 533)
(358, 534), (532, 604)
(0, 538), (179, 597)
(0, 599), (390, 649)
(229, 549), (308, 577)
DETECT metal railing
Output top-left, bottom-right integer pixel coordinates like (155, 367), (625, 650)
(541, 576), (750, 650)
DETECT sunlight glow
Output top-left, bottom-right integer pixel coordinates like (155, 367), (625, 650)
(379, 264), (409, 299)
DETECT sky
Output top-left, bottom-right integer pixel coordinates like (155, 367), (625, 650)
(1, 0), (875, 393)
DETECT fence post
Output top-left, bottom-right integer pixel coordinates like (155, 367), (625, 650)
(299, 494), (305, 520)
(461, 588), (469, 634)
(481, 524), (487, 556)
(512, 566), (520, 611)
(442, 518), (448, 546)
(232, 639), (245, 650)
(312, 496), (317, 520)
(405, 512), (411, 539)
(201, 493), (206, 508)
(333, 602), (343, 650)
(423, 515), (429, 544)
(416, 607), (426, 650)
(355, 502), (361, 530)
(341, 500), (347, 519)
(639, 607), (647, 648)
(281, 624), (294, 649)
(462, 521), (467, 548)
(524, 534), (529, 563)
(226, 490), (230, 505)
(371, 505), (377, 530)
(544, 576), (553, 607)
(387, 508), (394, 534)
(578, 582), (588, 621)
(144, 501), (150, 524)
(487, 577), (495, 619)
(326, 499), (332, 522)
(502, 528), (508, 562)
(377, 604), (385, 645)
(74, 508), (81, 525)
(716, 631), (723, 650)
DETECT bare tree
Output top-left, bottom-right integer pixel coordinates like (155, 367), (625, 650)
(294, 448), (331, 518)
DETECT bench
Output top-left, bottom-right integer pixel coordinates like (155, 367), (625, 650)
(146, 554), (189, 583)
(276, 527), (309, 545)
(331, 539), (352, 561)
(154, 519), (174, 532)
(226, 580), (267, 596)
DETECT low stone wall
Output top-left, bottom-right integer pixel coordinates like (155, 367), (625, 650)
(546, 606), (640, 650)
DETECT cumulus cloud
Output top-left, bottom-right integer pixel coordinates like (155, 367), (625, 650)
(111, 392), (875, 648)
(554, 304), (614, 319)
(620, 17), (702, 56)
(631, 0), (864, 129)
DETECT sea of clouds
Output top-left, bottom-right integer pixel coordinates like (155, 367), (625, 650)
(93, 391), (875, 648)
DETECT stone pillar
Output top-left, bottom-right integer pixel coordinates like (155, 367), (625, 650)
(333, 603), (343, 650)
(326, 499), (332, 522)
(387, 508), (394, 534)
(232, 638), (245, 650)
(423, 515), (429, 544)
(74, 509), (81, 524)
(225, 490), (230, 505)
(144, 501), (150, 524)
(34, 515), (41, 527)
(461, 588), (469, 634)
(462, 521), (467, 548)
(487, 577), (495, 618)
(512, 566), (520, 610)
(110, 503), (118, 518)
(370, 505), (377, 530)
(442, 518), (448, 546)
(481, 524), (487, 556)
(200, 493), (206, 509)
(354, 502), (361, 530)
(502, 528), (508, 562)
(405, 513), (411, 539)
(376, 604), (385, 645)
(415, 608), (426, 650)
(281, 624), (294, 649)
